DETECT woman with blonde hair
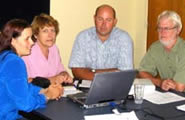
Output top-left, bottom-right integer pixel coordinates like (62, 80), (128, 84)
(23, 13), (73, 87)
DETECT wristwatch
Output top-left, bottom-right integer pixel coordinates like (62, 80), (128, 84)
(91, 69), (96, 73)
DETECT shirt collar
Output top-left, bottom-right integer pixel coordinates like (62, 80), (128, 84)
(94, 27), (115, 43)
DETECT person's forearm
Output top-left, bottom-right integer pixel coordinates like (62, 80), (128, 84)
(72, 68), (95, 80)
(40, 88), (50, 101)
(175, 82), (185, 92)
(59, 71), (67, 75)
(72, 68), (119, 80)
(138, 71), (162, 87)
(48, 76), (57, 84)
(95, 68), (119, 73)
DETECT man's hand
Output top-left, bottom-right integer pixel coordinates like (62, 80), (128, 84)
(161, 79), (176, 91)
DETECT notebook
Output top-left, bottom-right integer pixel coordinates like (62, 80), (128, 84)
(67, 69), (137, 108)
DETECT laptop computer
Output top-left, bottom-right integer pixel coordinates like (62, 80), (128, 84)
(67, 69), (137, 108)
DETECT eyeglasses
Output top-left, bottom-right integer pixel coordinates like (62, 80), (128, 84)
(157, 26), (177, 32)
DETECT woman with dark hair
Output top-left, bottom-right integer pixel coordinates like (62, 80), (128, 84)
(0, 19), (63, 120)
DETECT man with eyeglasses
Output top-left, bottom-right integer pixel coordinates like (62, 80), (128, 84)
(138, 10), (185, 92)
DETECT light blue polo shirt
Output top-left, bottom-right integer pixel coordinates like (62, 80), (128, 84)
(69, 27), (133, 70)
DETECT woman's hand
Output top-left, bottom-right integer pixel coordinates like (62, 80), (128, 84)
(49, 71), (73, 84)
(59, 71), (73, 84)
(41, 84), (64, 100)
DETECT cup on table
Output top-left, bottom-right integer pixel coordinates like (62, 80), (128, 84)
(134, 84), (144, 104)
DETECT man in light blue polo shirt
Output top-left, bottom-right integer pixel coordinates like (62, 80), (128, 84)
(69, 4), (133, 80)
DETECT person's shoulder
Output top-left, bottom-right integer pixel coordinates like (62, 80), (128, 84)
(148, 41), (161, 51)
(0, 51), (25, 77)
(75, 27), (96, 43)
(22, 43), (39, 60)
(178, 37), (185, 45)
(3, 51), (24, 65)
(77, 27), (96, 36)
(150, 41), (161, 47)
(49, 44), (60, 53)
(112, 27), (130, 36)
(30, 42), (40, 53)
(112, 27), (132, 43)
(7, 52), (21, 61)
(175, 37), (185, 53)
(112, 27), (132, 40)
(50, 44), (58, 49)
(2, 51), (17, 59)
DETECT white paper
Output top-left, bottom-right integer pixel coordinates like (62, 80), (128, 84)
(62, 86), (82, 97)
(129, 78), (155, 95)
(79, 80), (92, 88)
(144, 91), (185, 104)
(177, 104), (185, 111)
(84, 111), (138, 120)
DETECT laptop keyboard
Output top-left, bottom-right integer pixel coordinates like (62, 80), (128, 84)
(77, 98), (86, 103)
(74, 92), (88, 98)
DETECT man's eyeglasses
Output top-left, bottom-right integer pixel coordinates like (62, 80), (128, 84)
(157, 26), (177, 32)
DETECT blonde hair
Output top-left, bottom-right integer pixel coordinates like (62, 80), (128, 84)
(32, 13), (59, 36)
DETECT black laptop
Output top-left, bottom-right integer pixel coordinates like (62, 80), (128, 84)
(67, 69), (137, 108)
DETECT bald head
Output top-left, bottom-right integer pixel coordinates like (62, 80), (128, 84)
(93, 4), (117, 42)
(95, 4), (116, 18)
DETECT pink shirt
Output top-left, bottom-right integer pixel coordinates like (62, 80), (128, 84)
(22, 42), (65, 78)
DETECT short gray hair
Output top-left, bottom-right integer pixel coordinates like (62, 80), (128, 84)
(157, 10), (182, 31)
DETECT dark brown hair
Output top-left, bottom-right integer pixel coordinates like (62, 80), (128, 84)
(0, 19), (31, 53)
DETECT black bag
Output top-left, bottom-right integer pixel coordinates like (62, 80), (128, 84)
(31, 77), (51, 88)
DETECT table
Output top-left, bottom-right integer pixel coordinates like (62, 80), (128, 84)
(20, 95), (185, 120)
(19, 87), (185, 120)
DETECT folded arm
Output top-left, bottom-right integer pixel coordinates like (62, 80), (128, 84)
(29, 71), (73, 85)
(139, 71), (185, 92)
(48, 71), (73, 84)
(138, 71), (162, 87)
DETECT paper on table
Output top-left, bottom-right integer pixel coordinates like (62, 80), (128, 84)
(84, 111), (138, 120)
(129, 78), (155, 95)
(177, 104), (185, 111)
(144, 91), (185, 104)
(78, 80), (92, 88)
(62, 86), (82, 97)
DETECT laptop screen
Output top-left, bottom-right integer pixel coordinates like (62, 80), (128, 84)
(85, 70), (137, 105)
(68, 70), (137, 108)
